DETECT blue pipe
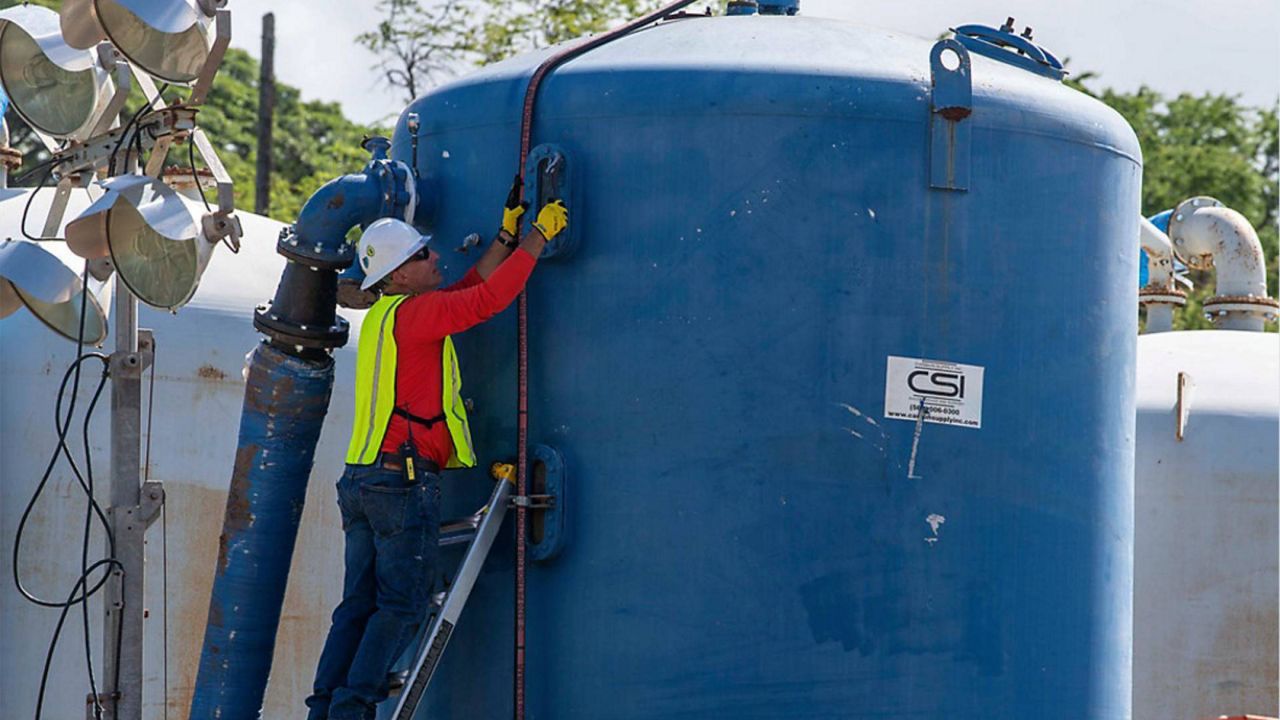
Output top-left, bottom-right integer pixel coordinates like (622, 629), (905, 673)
(1139, 209), (1175, 287)
(189, 344), (334, 719)
(190, 137), (417, 719)
(758, 0), (799, 15)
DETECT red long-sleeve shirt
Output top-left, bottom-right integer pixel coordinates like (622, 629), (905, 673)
(380, 248), (537, 466)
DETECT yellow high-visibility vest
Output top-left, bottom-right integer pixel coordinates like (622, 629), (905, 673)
(345, 294), (476, 468)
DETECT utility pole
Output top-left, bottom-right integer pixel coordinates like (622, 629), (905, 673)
(255, 12), (275, 215)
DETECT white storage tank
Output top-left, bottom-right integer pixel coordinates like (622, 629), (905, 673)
(1133, 328), (1279, 718)
(0, 188), (354, 719)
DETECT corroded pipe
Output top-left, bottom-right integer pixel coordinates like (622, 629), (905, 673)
(189, 344), (334, 718)
(1168, 196), (1278, 331)
(190, 137), (417, 718)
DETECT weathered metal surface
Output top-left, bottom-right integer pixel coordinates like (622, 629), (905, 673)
(390, 12), (1140, 719)
(0, 188), (356, 720)
(1167, 197), (1275, 330)
(189, 343), (334, 719)
(1134, 331), (1279, 719)
(928, 38), (972, 191)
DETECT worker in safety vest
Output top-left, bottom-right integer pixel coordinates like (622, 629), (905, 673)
(306, 178), (567, 720)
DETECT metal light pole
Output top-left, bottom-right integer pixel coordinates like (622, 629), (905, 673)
(100, 282), (161, 720)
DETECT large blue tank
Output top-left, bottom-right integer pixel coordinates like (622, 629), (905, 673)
(386, 13), (1140, 718)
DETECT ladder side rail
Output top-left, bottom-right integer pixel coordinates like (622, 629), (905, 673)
(392, 478), (513, 719)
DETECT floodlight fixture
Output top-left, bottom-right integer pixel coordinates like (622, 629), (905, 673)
(66, 173), (238, 310)
(0, 238), (111, 345)
(62, 0), (227, 92)
(0, 5), (115, 143)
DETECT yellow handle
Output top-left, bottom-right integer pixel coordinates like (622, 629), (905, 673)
(490, 462), (517, 484)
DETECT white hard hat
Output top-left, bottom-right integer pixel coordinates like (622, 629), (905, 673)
(356, 218), (431, 290)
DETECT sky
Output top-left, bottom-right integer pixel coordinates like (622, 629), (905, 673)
(224, 0), (1280, 127)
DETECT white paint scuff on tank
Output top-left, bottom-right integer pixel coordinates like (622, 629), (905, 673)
(839, 402), (888, 458)
(925, 513), (945, 544)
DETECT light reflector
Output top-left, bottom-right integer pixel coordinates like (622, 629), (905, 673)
(0, 5), (113, 140)
(67, 174), (215, 310)
(93, 0), (212, 84)
(0, 238), (110, 344)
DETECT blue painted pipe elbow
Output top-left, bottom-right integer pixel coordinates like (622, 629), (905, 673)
(288, 171), (385, 267)
(254, 136), (418, 351)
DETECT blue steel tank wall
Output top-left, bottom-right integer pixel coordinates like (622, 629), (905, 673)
(388, 16), (1140, 719)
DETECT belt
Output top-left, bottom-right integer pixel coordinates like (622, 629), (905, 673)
(374, 451), (440, 475)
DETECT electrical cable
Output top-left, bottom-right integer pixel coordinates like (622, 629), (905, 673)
(20, 164), (57, 241)
(11, 155), (59, 187)
(14, 260), (117, 719)
(508, 3), (699, 717)
(33, 558), (123, 720)
(79, 320), (111, 720)
(108, 82), (170, 176)
(12, 353), (114, 608)
(188, 135), (213, 213)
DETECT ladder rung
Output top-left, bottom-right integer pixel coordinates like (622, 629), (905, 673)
(391, 478), (512, 719)
(438, 515), (480, 546)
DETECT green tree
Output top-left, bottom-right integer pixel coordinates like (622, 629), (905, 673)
(0, 0), (385, 223)
(196, 48), (382, 221)
(357, 0), (720, 102)
(1093, 86), (1278, 330)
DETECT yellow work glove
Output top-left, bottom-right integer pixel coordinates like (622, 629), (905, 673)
(532, 199), (568, 241)
(501, 174), (529, 237)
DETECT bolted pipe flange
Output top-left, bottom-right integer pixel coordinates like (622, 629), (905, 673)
(254, 302), (350, 350)
(1202, 294), (1280, 321)
(275, 225), (355, 269)
(1167, 195), (1224, 270)
(1138, 287), (1187, 307)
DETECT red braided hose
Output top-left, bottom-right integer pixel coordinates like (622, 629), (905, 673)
(511, 2), (699, 717)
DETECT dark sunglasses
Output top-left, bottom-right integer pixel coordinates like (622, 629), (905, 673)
(409, 246), (432, 263)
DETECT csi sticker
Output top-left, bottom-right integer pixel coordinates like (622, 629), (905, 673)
(884, 356), (984, 429)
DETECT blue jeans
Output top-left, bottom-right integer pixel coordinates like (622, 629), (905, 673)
(306, 463), (441, 720)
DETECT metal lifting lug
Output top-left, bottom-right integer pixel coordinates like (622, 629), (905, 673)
(510, 494), (556, 510)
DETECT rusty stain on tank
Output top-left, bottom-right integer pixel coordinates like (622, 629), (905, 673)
(217, 443), (259, 572)
(163, 471), (340, 712)
(196, 364), (227, 382)
(164, 477), (341, 718)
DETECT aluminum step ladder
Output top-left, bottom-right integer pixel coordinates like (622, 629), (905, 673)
(389, 462), (515, 720)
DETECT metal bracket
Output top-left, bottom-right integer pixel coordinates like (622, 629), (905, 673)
(929, 39), (972, 191)
(53, 107), (197, 179)
(509, 494), (556, 510)
(188, 10), (231, 107)
(1176, 371), (1192, 441)
(190, 127), (235, 213)
(524, 144), (577, 259)
(111, 328), (155, 377)
(90, 45), (134, 139)
(41, 177), (75, 239)
(527, 444), (568, 562)
(138, 481), (165, 526)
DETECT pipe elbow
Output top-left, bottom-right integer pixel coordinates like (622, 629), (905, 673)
(1168, 197), (1267, 298)
(1139, 216), (1176, 289)
(287, 173), (383, 268)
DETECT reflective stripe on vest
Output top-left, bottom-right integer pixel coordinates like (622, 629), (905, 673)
(345, 295), (476, 468)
